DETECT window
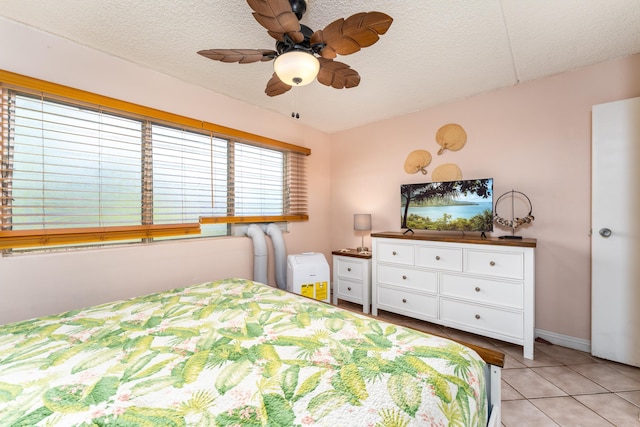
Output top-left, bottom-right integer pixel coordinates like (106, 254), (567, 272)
(0, 70), (309, 251)
(9, 95), (143, 230)
(150, 124), (228, 226)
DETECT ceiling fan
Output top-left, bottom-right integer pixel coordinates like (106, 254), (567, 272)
(197, 0), (393, 97)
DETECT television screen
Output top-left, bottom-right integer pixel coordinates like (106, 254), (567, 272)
(401, 178), (494, 232)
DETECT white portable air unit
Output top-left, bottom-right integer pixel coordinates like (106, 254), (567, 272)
(286, 252), (330, 303)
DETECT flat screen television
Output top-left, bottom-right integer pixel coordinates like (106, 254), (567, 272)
(401, 178), (493, 232)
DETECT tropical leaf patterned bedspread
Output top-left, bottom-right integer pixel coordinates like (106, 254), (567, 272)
(0, 278), (487, 426)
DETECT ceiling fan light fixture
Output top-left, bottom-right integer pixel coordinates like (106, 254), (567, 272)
(273, 51), (319, 86)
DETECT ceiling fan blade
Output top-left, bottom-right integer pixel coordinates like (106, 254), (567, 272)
(247, 0), (304, 43)
(317, 58), (360, 89)
(311, 11), (393, 59)
(265, 73), (292, 96)
(198, 49), (277, 63)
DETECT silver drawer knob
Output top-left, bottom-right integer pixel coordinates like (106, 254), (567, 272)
(475, 287), (481, 292)
(402, 298), (407, 303)
(435, 255), (440, 261)
(402, 275), (407, 280)
(489, 261), (496, 266)
(392, 251), (397, 256)
(347, 267), (351, 272)
(475, 314), (481, 319)
(599, 228), (612, 238)
(347, 287), (351, 291)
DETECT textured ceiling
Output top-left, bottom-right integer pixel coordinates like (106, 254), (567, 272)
(1, 0), (639, 133)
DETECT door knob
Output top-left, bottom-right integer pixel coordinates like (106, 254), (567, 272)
(599, 228), (612, 238)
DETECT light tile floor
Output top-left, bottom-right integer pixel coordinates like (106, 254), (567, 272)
(338, 301), (640, 426)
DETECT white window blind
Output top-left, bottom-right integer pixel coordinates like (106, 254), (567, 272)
(7, 93), (143, 229)
(234, 142), (284, 216)
(151, 125), (228, 224)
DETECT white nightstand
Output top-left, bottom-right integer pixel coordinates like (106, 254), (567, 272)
(332, 249), (372, 313)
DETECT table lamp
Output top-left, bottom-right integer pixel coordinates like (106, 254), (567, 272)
(354, 214), (372, 253)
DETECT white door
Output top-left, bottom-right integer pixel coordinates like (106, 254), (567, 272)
(591, 97), (640, 367)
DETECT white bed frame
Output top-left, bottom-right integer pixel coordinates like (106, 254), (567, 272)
(487, 364), (502, 427)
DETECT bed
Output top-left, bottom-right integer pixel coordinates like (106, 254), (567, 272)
(0, 278), (503, 426)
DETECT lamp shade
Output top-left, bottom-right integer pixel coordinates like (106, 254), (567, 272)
(273, 51), (320, 86)
(354, 214), (372, 231)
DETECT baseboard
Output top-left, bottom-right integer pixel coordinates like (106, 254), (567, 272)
(535, 328), (591, 353)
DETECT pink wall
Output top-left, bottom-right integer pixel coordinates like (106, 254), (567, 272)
(330, 54), (640, 343)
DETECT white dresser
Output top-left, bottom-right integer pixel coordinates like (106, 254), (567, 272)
(332, 249), (372, 313)
(371, 232), (536, 359)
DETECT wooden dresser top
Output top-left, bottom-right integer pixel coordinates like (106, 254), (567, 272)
(371, 231), (537, 248)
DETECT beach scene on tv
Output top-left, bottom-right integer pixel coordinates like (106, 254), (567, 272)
(401, 178), (493, 232)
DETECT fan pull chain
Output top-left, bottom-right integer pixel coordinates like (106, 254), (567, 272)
(291, 86), (300, 119)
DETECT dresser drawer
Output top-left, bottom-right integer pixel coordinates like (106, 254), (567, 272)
(376, 242), (414, 265)
(440, 298), (523, 340)
(336, 278), (363, 303)
(377, 264), (437, 293)
(464, 250), (524, 280)
(336, 257), (364, 280)
(416, 245), (462, 271)
(376, 286), (438, 320)
(440, 274), (523, 309)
